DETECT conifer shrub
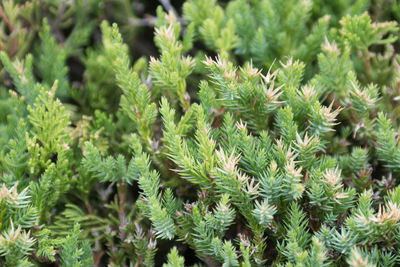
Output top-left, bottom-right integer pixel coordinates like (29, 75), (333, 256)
(1, 0), (400, 266)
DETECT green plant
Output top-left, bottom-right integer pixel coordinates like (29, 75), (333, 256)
(1, 0), (400, 266)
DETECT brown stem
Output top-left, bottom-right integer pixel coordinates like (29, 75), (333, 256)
(118, 182), (126, 220)
(362, 48), (372, 81)
(0, 6), (14, 32)
(85, 200), (93, 214)
(93, 251), (104, 266)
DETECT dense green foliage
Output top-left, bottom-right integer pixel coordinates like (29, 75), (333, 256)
(1, 0), (400, 266)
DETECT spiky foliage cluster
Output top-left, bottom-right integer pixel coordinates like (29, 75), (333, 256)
(1, 0), (400, 266)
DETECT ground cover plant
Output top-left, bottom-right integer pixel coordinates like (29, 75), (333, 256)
(1, 0), (400, 266)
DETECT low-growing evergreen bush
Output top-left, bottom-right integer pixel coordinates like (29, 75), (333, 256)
(1, 0), (400, 266)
